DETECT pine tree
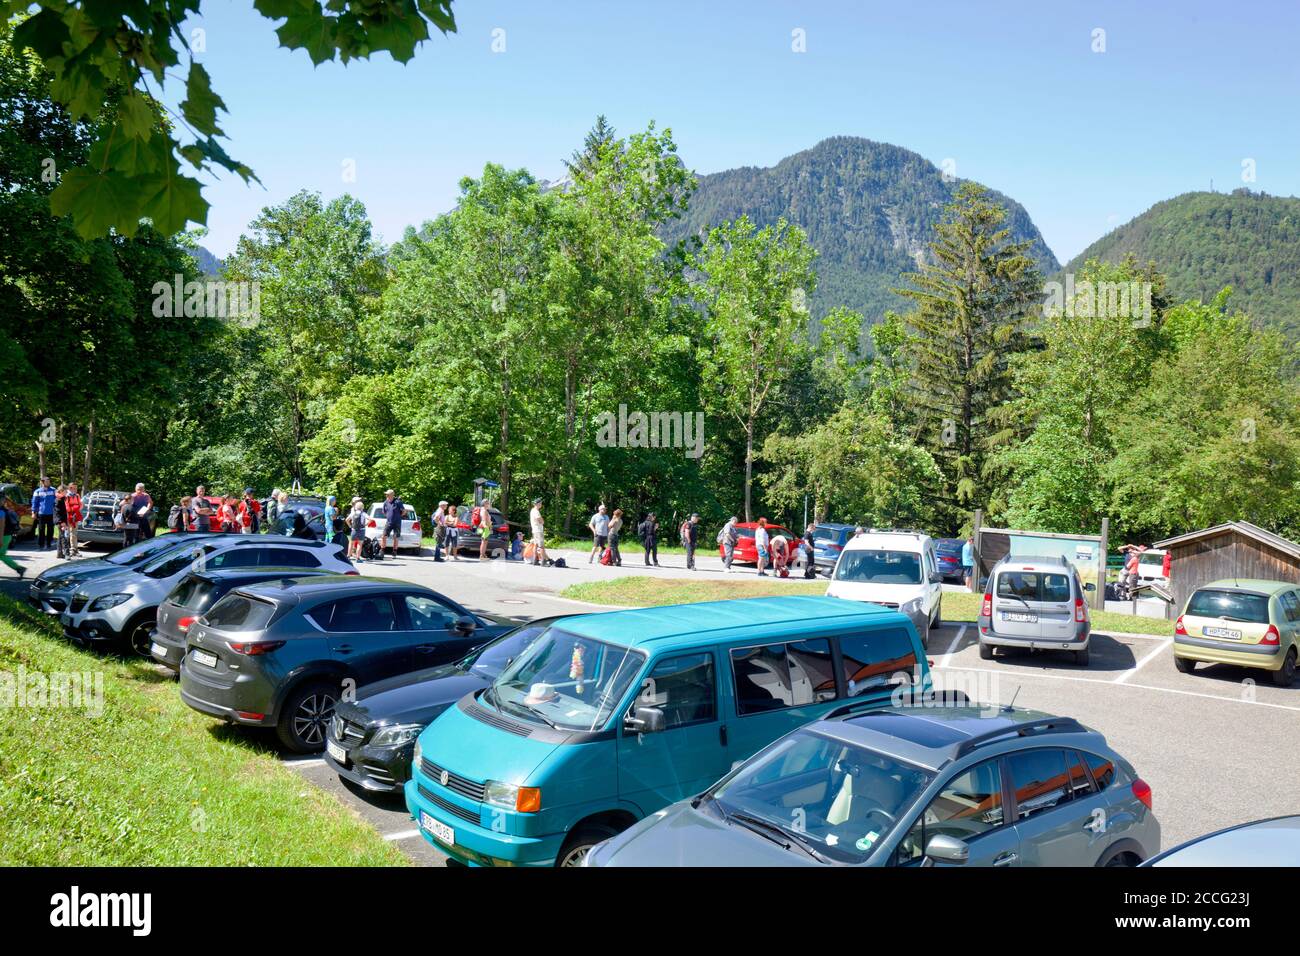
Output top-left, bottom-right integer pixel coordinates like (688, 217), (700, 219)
(896, 183), (1041, 520)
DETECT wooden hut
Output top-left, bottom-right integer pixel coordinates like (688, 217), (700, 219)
(1155, 521), (1300, 614)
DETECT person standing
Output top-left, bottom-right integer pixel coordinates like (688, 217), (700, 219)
(1, 495), (25, 578)
(529, 498), (547, 566)
(961, 536), (975, 591)
(755, 518), (771, 577)
(381, 490), (404, 558)
(684, 513), (701, 570)
(348, 497), (367, 560)
(31, 477), (55, 550)
(323, 496), (338, 542)
(64, 483), (82, 557)
(802, 523), (818, 579)
(239, 488), (261, 534)
(54, 485), (68, 558)
(445, 502), (461, 560)
(433, 500), (449, 562)
(718, 516), (738, 572)
(477, 499), (493, 560)
(588, 504), (609, 563)
(638, 512), (660, 567)
(175, 495), (192, 534)
(191, 485), (214, 533)
(130, 483), (153, 543)
(607, 509), (624, 566)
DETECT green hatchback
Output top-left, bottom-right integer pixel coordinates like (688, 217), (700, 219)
(1174, 579), (1300, 686)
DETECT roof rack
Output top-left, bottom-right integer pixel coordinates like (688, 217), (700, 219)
(861, 527), (930, 538)
(950, 716), (1085, 760)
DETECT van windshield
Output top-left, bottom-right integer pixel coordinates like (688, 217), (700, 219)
(489, 628), (645, 732)
(833, 550), (922, 585)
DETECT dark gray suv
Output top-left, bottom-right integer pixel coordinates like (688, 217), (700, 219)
(179, 576), (511, 752)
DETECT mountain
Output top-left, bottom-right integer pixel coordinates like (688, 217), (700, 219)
(1064, 189), (1300, 340)
(661, 136), (1060, 323)
(189, 245), (224, 277)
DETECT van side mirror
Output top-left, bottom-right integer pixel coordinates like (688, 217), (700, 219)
(624, 705), (665, 734)
(922, 834), (969, 866)
(928, 571), (943, 583)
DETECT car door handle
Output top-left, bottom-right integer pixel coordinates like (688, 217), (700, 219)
(334, 644), (353, 654)
(993, 851), (1018, 866)
(415, 643), (437, 652)
(719, 724), (728, 746)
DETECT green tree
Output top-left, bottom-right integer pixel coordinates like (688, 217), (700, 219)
(896, 182), (1041, 524)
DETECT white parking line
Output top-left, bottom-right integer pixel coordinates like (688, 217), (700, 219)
(1114, 638), (1173, 684)
(282, 758), (325, 767)
(939, 625), (966, 669)
(937, 663), (1300, 712)
(383, 829), (422, 842)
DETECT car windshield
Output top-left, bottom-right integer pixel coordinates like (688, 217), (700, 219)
(1138, 552), (1165, 568)
(812, 528), (841, 543)
(466, 623), (549, 680)
(1186, 589), (1271, 624)
(107, 534), (187, 566)
(834, 550), (922, 585)
(140, 544), (217, 579)
(710, 730), (933, 864)
(489, 627), (645, 732)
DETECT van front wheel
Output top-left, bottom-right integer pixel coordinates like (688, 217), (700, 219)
(557, 824), (619, 867)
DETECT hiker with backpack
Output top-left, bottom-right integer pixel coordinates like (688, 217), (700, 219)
(683, 513), (701, 570)
(239, 488), (261, 534)
(718, 516), (739, 572)
(638, 512), (660, 567)
(348, 497), (367, 560)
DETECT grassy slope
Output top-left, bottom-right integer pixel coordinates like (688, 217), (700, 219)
(560, 578), (1173, 636)
(0, 596), (406, 866)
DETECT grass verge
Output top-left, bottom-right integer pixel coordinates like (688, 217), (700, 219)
(0, 595), (407, 865)
(561, 578), (1173, 636)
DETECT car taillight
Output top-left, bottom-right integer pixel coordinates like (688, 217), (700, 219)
(981, 594), (992, 617)
(227, 640), (285, 656)
(344, 570), (359, 575)
(1261, 625), (1281, 646)
(1131, 778), (1153, 810)
(1074, 598), (1087, 623)
(1174, 615), (1187, 636)
(367, 519), (376, 528)
(411, 522), (421, 532)
(177, 615), (196, 632)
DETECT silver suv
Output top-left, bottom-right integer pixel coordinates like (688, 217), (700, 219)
(59, 534), (355, 655)
(978, 555), (1094, 666)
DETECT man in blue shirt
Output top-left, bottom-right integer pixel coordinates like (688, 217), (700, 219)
(381, 489), (404, 558)
(31, 477), (56, 550)
(961, 536), (975, 591)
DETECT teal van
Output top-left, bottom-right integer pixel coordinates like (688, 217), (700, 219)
(404, 595), (930, 866)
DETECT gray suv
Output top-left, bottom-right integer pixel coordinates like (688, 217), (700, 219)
(586, 702), (1159, 867)
(978, 555), (1094, 666)
(179, 576), (510, 752)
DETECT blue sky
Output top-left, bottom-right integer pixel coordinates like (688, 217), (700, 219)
(175, 0), (1300, 263)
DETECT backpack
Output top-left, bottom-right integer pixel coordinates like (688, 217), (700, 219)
(167, 505), (182, 530)
(471, 506), (481, 528)
(599, 547), (613, 566)
(552, 557), (566, 568)
(680, 521), (691, 546)
(361, 537), (383, 560)
(716, 524), (727, 545)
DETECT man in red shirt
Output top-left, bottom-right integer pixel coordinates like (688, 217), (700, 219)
(64, 483), (83, 557)
(238, 488), (261, 534)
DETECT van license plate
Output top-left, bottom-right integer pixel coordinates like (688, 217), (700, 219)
(1203, 626), (1241, 640)
(420, 811), (454, 846)
(192, 649), (218, 667)
(326, 740), (348, 765)
(1003, 612), (1038, 623)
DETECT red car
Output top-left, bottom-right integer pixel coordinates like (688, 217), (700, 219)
(718, 522), (797, 566)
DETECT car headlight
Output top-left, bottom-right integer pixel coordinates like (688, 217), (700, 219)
(899, 597), (923, 616)
(371, 723), (424, 747)
(89, 593), (132, 611)
(413, 739), (422, 768)
(483, 780), (542, 812)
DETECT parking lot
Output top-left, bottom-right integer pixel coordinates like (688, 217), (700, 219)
(5, 541), (1298, 864)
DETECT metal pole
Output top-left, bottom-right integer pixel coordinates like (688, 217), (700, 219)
(1095, 517), (1109, 611)
(970, 509), (983, 593)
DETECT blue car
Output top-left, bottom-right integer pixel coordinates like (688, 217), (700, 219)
(405, 595), (931, 866)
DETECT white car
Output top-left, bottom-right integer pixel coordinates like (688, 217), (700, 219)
(1137, 548), (1169, 586)
(825, 530), (944, 648)
(364, 503), (423, 554)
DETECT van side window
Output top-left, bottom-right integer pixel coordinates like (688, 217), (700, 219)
(838, 627), (916, 696)
(642, 653), (716, 727)
(730, 639), (835, 715)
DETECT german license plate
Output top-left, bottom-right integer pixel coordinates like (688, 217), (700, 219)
(1203, 626), (1241, 640)
(326, 740), (348, 765)
(192, 649), (218, 667)
(1003, 611), (1038, 623)
(420, 811), (454, 846)
(150, 642), (166, 658)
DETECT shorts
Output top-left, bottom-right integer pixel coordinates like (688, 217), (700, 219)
(384, 523), (401, 537)
(350, 530), (365, 542)
(594, 534), (608, 548)
(758, 547), (770, 559)
(478, 524), (491, 539)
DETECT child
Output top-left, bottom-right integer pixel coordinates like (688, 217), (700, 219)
(509, 531), (524, 561)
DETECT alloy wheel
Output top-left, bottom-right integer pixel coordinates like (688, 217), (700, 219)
(292, 693), (337, 747)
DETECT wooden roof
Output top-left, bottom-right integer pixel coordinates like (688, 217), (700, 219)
(1155, 521), (1300, 561)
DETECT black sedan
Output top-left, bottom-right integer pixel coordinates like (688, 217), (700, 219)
(324, 615), (566, 793)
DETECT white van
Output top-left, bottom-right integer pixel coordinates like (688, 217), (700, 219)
(825, 530), (944, 648)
